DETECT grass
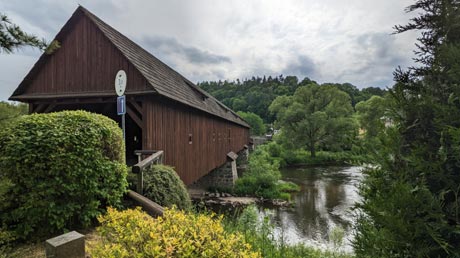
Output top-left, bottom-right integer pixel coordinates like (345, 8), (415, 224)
(1, 229), (98, 258)
(278, 181), (301, 192)
(263, 141), (368, 167)
(1, 242), (45, 258)
(282, 150), (366, 167)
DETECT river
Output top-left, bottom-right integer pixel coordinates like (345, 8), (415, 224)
(257, 166), (363, 253)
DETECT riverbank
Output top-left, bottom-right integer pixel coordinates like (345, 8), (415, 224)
(189, 187), (292, 209)
(196, 165), (363, 254)
(224, 205), (354, 258)
(256, 141), (371, 168)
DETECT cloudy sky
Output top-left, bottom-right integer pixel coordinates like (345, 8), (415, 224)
(0, 0), (419, 101)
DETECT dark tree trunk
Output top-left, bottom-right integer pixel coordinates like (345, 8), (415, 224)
(309, 144), (316, 158)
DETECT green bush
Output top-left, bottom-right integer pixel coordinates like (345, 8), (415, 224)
(0, 110), (128, 240)
(234, 146), (302, 200)
(143, 165), (192, 210)
(235, 177), (282, 199)
(88, 207), (260, 258)
(234, 148), (285, 199)
(281, 148), (364, 166)
(234, 144), (298, 200)
(277, 181), (300, 193)
(237, 111), (265, 136)
(0, 101), (27, 130)
(266, 141), (283, 157)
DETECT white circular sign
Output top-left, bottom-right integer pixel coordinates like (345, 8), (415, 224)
(115, 70), (127, 96)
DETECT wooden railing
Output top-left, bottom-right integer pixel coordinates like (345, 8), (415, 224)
(132, 150), (164, 194)
(127, 190), (164, 217)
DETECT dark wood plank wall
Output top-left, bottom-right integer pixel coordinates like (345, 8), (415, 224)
(143, 97), (249, 185)
(16, 10), (251, 185)
(23, 14), (149, 96)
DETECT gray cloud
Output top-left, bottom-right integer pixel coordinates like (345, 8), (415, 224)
(282, 55), (317, 79)
(356, 32), (406, 65)
(142, 36), (231, 65)
(1, 1), (71, 35)
(324, 32), (413, 88)
(0, 0), (418, 101)
(1, 1), (123, 36)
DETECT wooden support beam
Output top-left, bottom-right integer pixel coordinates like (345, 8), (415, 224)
(33, 104), (46, 113)
(29, 103), (34, 114)
(129, 100), (143, 116)
(126, 105), (143, 129)
(10, 90), (156, 101)
(43, 104), (56, 113)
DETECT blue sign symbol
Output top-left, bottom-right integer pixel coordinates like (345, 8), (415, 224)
(117, 95), (126, 115)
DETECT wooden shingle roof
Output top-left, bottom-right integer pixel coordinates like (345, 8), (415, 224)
(10, 6), (249, 128)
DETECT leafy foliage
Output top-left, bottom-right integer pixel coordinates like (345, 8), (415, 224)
(237, 111), (265, 135)
(0, 111), (128, 240)
(234, 145), (300, 200)
(88, 207), (261, 258)
(199, 75), (385, 123)
(235, 147), (282, 199)
(142, 165), (192, 210)
(326, 83), (386, 108)
(270, 83), (358, 157)
(354, 0), (460, 257)
(0, 101), (27, 129)
(355, 95), (388, 139)
(0, 13), (47, 53)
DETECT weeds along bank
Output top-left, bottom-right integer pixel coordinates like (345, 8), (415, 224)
(233, 143), (300, 200)
(262, 141), (368, 167)
(232, 141), (365, 201)
(87, 206), (352, 258)
(223, 205), (352, 258)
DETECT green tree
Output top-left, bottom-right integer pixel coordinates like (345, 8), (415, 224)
(198, 76), (383, 124)
(232, 98), (247, 111)
(0, 101), (27, 129)
(237, 111), (265, 135)
(0, 13), (47, 53)
(330, 83), (360, 107)
(269, 83), (357, 157)
(354, 0), (460, 257)
(355, 95), (387, 138)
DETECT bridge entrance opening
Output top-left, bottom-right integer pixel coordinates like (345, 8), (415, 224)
(40, 101), (142, 166)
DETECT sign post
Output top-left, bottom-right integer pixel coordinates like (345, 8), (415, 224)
(115, 70), (127, 141)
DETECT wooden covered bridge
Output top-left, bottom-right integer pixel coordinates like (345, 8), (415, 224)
(9, 6), (250, 186)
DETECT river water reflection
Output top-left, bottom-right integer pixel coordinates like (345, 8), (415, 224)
(259, 166), (363, 252)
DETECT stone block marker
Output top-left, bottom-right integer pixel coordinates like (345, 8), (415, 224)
(45, 231), (85, 258)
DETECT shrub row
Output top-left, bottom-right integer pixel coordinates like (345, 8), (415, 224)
(0, 111), (128, 240)
(265, 141), (366, 167)
(88, 207), (260, 257)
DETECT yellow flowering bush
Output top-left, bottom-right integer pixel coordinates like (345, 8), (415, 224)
(88, 207), (261, 258)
